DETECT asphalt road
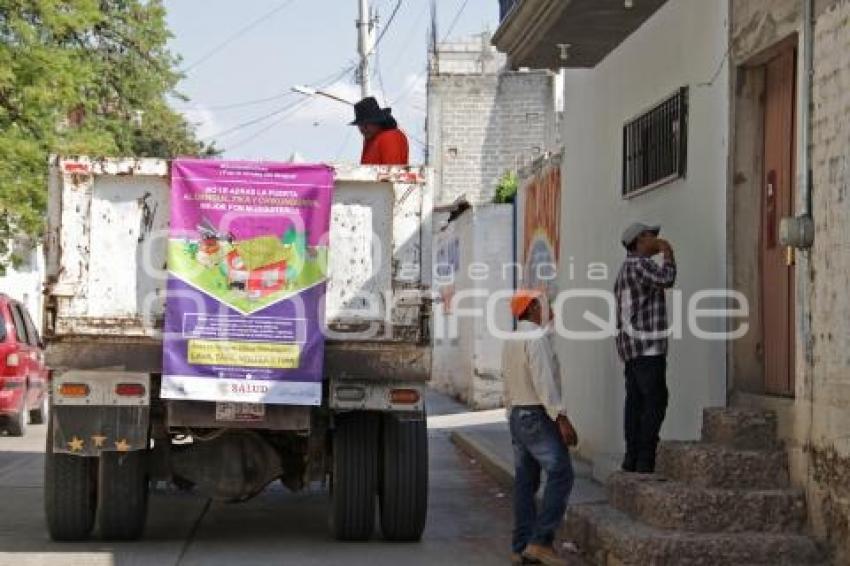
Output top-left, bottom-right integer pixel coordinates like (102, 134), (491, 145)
(0, 394), (516, 566)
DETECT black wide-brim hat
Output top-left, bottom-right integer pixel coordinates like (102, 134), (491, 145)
(350, 96), (393, 125)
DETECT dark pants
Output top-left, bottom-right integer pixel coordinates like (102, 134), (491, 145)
(623, 355), (668, 473)
(509, 406), (574, 554)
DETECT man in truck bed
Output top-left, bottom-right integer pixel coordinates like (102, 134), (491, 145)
(351, 96), (409, 166)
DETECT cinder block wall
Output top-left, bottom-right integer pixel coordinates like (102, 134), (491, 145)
(427, 36), (555, 206)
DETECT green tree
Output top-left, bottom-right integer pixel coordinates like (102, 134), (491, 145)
(0, 0), (215, 271)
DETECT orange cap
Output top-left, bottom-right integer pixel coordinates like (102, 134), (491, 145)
(510, 289), (543, 318)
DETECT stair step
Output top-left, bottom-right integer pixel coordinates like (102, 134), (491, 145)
(657, 441), (790, 489)
(702, 408), (779, 450)
(564, 503), (826, 566)
(608, 472), (806, 534)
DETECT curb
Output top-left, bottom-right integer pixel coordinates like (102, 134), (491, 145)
(450, 430), (514, 488)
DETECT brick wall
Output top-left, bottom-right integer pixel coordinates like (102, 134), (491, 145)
(808, 0), (850, 559)
(730, 0), (850, 560)
(427, 37), (555, 206)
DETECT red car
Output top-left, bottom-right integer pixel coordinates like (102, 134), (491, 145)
(0, 295), (49, 436)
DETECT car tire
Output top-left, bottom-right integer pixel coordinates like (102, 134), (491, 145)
(98, 450), (150, 540)
(44, 421), (98, 541)
(330, 411), (379, 541)
(379, 413), (428, 541)
(30, 393), (48, 425)
(6, 393), (28, 437)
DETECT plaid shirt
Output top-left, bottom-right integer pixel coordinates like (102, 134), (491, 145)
(614, 254), (677, 362)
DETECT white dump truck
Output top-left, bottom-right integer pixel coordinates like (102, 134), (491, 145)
(42, 156), (433, 542)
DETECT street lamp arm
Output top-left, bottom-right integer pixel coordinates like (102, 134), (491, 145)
(291, 85), (354, 106)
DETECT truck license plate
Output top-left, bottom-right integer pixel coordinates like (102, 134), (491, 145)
(215, 402), (266, 422)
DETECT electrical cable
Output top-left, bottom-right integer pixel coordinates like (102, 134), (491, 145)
(442, 0), (471, 42)
(182, 0), (300, 72)
(369, 0), (403, 56)
(201, 63), (356, 142)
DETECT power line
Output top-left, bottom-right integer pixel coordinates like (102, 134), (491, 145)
(188, 65), (358, 112)
(369, 0), (403, 56)
(225, 96), (316, 152)
(443, 0), (471, 41)
(217, 64), (357, 150)
(384, 1), (428, 73)
(201, 64), (356, 142)
(182, 0), (300, 72)
(205, 91), (296, 111)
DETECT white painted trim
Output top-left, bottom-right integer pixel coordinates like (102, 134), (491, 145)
(161, 376), (322, 406)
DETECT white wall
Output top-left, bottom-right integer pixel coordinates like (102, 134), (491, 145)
(557, 0), (730, 479)
(432, 205), (514, 408)
(0, 243), (45, 332)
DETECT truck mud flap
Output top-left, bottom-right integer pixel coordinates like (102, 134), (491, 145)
(51, 406), (149, 456)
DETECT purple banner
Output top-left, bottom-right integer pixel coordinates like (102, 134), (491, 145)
(161, 159), (334, 405)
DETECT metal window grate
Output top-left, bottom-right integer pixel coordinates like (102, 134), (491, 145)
(622, 87), (689, 197)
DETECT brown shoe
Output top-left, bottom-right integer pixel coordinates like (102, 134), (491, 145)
(522, 544), (566, 566)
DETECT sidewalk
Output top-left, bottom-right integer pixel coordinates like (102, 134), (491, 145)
(427, 389), (607, 506)
(448, 421), (608, 506)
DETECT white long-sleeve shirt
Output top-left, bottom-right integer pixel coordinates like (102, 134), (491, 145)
(501, 320), (564, 421)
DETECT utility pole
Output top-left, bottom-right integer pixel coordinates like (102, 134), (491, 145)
(357, 0), (372, 99)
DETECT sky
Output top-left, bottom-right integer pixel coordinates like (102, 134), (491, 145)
(164, 0), (499, 164)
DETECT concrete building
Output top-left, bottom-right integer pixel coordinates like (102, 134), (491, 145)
(0, 240), (44, 331)
(500, 0), (731, 482)
(426, 33), (558, 207)
(728, 0), (850, 560)
(431, 201), (514, 409)
(495, 0), (850, 562)
(426, 33), (558, 408)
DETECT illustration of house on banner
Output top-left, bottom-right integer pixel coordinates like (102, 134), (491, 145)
(223, 234), (301, 297)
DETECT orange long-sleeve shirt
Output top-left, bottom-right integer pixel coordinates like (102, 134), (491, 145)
(361, 128), (409, 166)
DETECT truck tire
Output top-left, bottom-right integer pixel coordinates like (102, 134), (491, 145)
(30, 394), (48, 425)
(98, 451), (149, 540)
(44, 422), (98, 541)
(6, 393), (28, 437)
(379, 414), (428, 541)
(330, 411), (379, 541)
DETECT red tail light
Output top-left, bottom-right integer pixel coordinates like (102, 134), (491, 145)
(389, 388), (420, 405)
(115, 383), (146, 397)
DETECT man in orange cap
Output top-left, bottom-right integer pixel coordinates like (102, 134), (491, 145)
(502, 289), (577, 566)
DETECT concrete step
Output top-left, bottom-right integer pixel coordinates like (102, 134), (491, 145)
(702, 407), (779, 450)
(656, 441), (790, 489)
(608, 472), (806, 534)
(564, 503), (827, 566)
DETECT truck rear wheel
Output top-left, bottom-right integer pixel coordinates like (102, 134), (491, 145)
(379, 414), (428, 541)
(98, 451), (149, 540)
(330, 411), (379, 541)
(45, 423), (98, 541)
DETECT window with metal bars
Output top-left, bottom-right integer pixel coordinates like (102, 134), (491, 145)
(622, 87), (689, 197)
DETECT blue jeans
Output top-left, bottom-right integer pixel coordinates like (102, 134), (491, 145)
(509, 406), (574, 554)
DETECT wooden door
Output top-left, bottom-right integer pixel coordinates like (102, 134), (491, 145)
(761, 47), (796, 397)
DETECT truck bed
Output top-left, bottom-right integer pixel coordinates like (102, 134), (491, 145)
(44, 157), (433, 381)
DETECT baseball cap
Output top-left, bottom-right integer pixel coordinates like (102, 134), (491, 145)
(621, 222), (661, 248)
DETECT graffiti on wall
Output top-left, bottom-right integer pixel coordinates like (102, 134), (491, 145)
(522, 163), (561, 297)
(436, 236), (460, 314)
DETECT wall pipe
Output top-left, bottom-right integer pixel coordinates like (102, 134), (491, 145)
(801, 0), (814, 218)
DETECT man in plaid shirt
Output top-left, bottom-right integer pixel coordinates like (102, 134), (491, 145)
(614, 222), (677, 473)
